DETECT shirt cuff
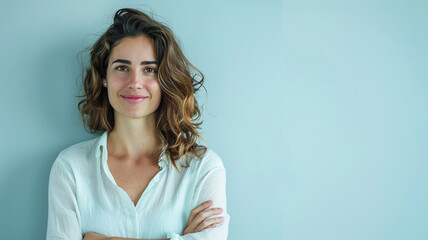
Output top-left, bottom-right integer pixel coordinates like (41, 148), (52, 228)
(166, 231), (181, 240)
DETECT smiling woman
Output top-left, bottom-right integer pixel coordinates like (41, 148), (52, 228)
(105, 36), (162, 119)
(46, 8), (230, 240)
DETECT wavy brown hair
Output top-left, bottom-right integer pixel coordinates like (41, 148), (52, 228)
(78, 8), (206, 172)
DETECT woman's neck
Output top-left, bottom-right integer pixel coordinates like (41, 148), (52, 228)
(107, 113), (161, 165)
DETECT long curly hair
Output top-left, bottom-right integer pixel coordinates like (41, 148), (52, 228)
(78, 8), (206, 172)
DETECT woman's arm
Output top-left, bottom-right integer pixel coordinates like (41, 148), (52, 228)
(83, 232), (168, 240)
(167, 163), (230, 240)
(47, 157), (83, 240)
(84, 200), (224, 240)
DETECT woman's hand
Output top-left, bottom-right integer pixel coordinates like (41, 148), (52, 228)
(83, 232), (111, 240)
(183, 200), (225, 235)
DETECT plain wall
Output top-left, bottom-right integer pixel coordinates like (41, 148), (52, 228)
(0, 0), (427, 239)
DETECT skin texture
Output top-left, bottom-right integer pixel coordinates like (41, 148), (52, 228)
(104, 36), (164, 207)
(105, 36), (162, 121)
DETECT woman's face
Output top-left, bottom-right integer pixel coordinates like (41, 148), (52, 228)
(104, 36), (162, 120)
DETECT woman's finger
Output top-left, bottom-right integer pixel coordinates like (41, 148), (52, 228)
(187, 200), (212, 224)
(195, 216), (225, 232)
(185, 207), (223, 233)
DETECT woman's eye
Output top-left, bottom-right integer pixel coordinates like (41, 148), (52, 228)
(145, 67), (157, 73)
(115, 66), (128, 71)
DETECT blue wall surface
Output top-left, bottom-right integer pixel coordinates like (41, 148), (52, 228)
(0, 0), (427, 239)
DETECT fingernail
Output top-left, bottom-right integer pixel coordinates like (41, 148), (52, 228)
(220, 217), (224, 221)
(217, 208), (223, 212)
(206, 200), (212, 204)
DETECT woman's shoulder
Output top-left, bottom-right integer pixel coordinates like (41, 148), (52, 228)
(186, 147), (226, 172)
(55, 134), (104, 169)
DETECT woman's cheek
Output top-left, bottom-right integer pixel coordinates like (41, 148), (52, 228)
(110, 76), (129, 89)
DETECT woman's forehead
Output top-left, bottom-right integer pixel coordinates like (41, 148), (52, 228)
(109, 36), (156, 63)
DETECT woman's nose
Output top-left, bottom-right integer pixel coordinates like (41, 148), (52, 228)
(129, 70), (143, 89)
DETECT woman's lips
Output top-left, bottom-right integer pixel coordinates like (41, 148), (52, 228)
(121, 94), (148, 104)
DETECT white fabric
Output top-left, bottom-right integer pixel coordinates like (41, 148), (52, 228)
(46, 131), (230, 240)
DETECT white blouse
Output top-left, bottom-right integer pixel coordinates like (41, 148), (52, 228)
(46, 132), (230, 240)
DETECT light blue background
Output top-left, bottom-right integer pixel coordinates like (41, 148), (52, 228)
(0, 0), (427, 239)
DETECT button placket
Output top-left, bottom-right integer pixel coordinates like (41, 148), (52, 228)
(135, 168), (165, 211)
(134, 210), (140, 236)
(125, 209), (138, 238)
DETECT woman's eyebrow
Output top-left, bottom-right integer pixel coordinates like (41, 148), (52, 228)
(112, 59), (157, 65)
(112, 59), (131, 64)
(141, 61), (157, 65)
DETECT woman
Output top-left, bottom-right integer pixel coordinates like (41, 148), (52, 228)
(47, 8), (229, 240)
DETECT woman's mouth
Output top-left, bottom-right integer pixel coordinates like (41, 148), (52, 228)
(121, 95), (147, 104)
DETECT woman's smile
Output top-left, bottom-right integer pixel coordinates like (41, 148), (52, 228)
(121, 94), (148, 104)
